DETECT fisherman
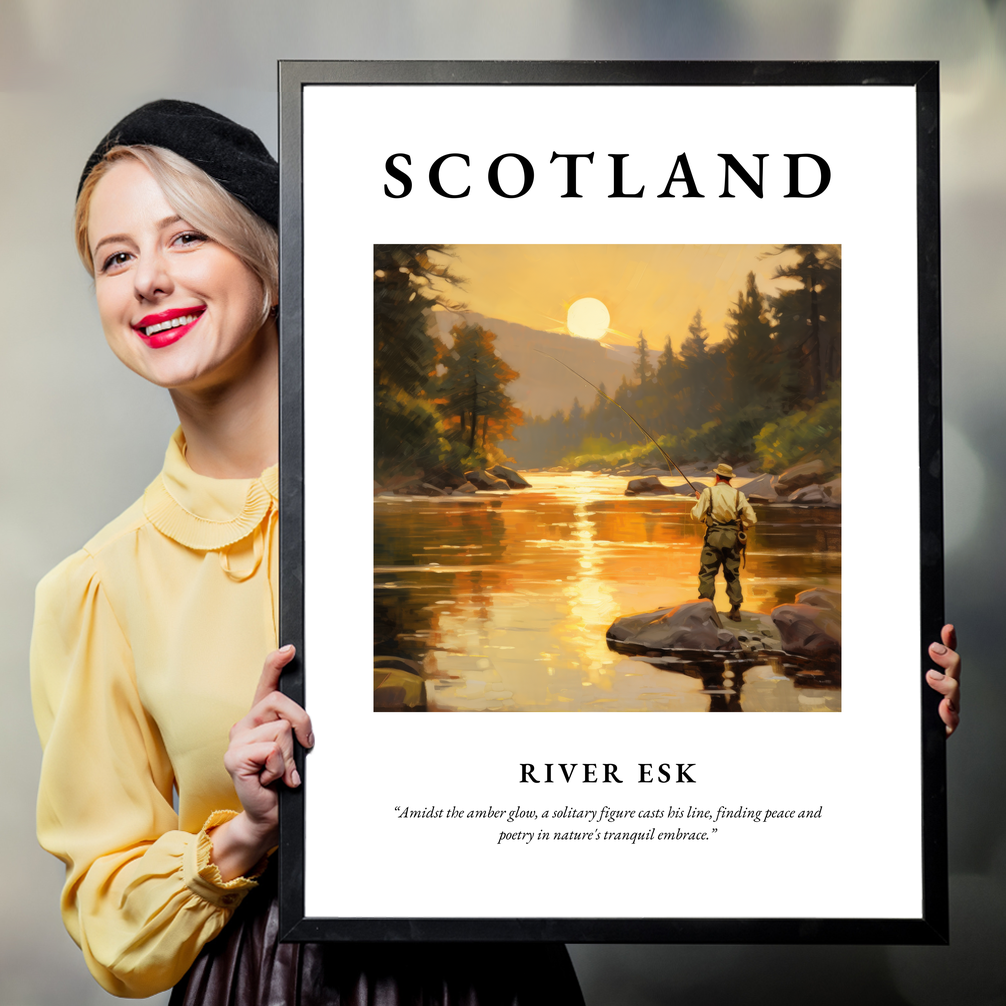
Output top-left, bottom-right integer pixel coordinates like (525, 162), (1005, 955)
(691, 463), (757, 622)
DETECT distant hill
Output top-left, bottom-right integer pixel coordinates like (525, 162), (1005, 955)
(433, 311), (659, 419)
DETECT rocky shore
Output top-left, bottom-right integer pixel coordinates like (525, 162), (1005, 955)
(606, 589), (841, 689)
(376, 464), (531, 497)
(619, 457), (840, 507)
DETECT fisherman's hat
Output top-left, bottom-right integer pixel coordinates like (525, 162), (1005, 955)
(713, 463), (734, 478)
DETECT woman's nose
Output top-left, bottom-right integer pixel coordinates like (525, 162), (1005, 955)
(133, 249), (173, 302)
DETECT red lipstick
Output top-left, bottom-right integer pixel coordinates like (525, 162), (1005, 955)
(132, 306), (205, 349)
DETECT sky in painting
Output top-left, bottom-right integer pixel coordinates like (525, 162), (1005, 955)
(433, 244), (800, 348)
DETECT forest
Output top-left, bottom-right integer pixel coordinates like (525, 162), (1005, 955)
(374, 244), (841, 483)
(374, 244), (522, 485)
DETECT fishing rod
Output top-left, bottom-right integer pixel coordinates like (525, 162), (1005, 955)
(534, 349), (700, 494)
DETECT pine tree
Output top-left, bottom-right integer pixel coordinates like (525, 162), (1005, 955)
(634, 331), (653, 385)
(764, 244), (841, 402)
(725, 272), (777, 410)
(373, 245), (464, 476)
(436, 323), (521, 454)
(678, 309), (717, 426)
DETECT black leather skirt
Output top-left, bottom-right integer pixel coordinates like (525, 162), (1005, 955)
(169, 868), (585, 1006)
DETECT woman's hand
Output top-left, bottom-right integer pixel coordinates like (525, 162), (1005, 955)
(209, 645), (314, 881)
(926, 624), (960, 737)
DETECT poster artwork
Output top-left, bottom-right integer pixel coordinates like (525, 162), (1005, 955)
(290, 66), (940, 939)
(374, 243), (841, 713)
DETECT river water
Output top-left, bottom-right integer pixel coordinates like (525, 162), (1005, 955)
(375, 472), (841, 713)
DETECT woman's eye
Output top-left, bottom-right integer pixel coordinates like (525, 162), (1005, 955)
(173, 231), (207, 248)
(101, 251), (131, 273)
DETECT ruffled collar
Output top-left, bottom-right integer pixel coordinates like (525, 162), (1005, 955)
(143, 428), (278, 551)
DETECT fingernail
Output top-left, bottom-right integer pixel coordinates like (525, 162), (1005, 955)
(928, 670), (944, 679)
(931, 643), (947, 654)
(280, 644), (295, 654)
(292, 768), (301, 787)
(946, 700), (956, 713)
(307, 732), (315, 748)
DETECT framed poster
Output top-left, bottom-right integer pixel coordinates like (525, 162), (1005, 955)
(277, 61), (946, 943)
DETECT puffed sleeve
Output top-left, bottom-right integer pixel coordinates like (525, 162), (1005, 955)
(30, 549), (261, 998)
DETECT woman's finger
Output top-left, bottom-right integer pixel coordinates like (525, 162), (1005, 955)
(928, 642), (960, 678)
(224, 739), (287, 787)
(941, 623), (957, 653)
(927, 622), (961, 737)
(928, 624), (961, 725)
(939, 698), (961, 736)
(234, 718), (300, 788)
(925, 669), (959, 703)
(252, 644), (296, 707)
(244, 690), (314, 749)
(256, 742), (287, 787)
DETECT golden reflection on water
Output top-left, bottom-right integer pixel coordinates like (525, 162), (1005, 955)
(374, 472), (841, 712)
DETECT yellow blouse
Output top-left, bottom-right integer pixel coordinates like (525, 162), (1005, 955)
(31, 428), (279, 998)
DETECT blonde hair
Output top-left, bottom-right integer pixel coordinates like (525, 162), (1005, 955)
(75, 145), (278, 323)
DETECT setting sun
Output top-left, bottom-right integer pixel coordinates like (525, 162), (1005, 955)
(566, 297), (610, 341)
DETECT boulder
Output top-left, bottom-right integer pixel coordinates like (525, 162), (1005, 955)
(423, 466), (469, 491)
(464, 469), (510, 491)
(776, 458), (830, 494)
(771, 602), (841, 661)
(374, 660), (427, 711)
(453, 481), (478, 494)
(823, 477), (842, 503)
(640, 468), (673, 477)
(607, 599), (742, 652)
(739, 473), (781, 501)
(788, 484), (833, 505)
(625, 476), (674, 496)
(795, 587), (841, 612)
(488, 464), (531, 489)
(393, 480), (445, 496)
(626, 478), (698, 497)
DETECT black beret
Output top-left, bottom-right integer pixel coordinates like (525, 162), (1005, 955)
(78, 99), (278, 228)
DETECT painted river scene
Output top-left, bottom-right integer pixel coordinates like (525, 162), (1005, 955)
(374, 244), (841, 712)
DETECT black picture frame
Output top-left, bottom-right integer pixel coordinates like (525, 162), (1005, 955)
(277, 60), (945, 944)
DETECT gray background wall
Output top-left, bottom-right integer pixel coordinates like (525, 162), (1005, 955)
(1, 2), (1003, 1003)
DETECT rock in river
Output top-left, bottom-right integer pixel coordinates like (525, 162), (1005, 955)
(788, 483), (835, 505)
(607, 599), (742, 652)
(488, 464), (531, 488)
(739, 472), (782, 502)
(423, 466), (469, 491)
(464, 469), (510, 491)
(771, 599), (841, 661)
(393, 479), (448, 496)
(776, 458), (832, 494)
(625, 477), (695, 497)
(795, 587), (841, 611)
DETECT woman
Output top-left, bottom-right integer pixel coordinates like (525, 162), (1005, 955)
(31, 100), (585, 1003)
